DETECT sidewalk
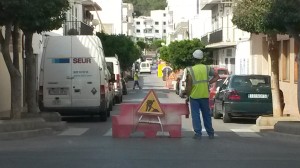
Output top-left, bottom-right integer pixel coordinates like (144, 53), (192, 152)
(0, 112), (67, 140)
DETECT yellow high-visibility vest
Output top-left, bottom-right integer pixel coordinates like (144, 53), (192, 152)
(134, 73), (139, 81)
(187, 64), (209, 98)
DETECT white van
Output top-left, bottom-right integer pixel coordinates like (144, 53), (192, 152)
(39, 36), (110, 121)
(105, 56), (123, 103)
(139, 62), (151, 74)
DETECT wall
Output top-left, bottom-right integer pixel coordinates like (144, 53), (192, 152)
(251, 34), (299, 116)
(95, 0), (123, 35)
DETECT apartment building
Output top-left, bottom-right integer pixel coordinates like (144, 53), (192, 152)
(250, 34), (299, 116)
(166, 0), (210, 44)
(200, 0), (251, 74)
(95, 0), (123, 35)
(122, 3), (135, 36)
(133, 10), (168, 43)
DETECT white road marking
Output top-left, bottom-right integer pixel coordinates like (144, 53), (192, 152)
(59, 128), (89, 136)
(231, 129), (261, 137)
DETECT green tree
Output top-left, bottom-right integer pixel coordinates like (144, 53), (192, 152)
(97, 32), (141, 71)
(20, 0), (69, 114)
(158, 46), (170, 63)
(123, 0), (167, 16)
(136, 41), (148, 51)
(233, 0), (300, 116)
(0, 0), (69, 117)
(149, 39), (165, 51)
(160, 39), (212, 70)
(0, 1), (23, 118)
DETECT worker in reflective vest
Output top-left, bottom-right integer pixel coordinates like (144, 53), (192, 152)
(185, 49), (220, 140)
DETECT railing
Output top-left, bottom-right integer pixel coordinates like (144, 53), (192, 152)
(210, 29), (223, 43)
(201, 34), (209, 45)
(64, 21), (94, 35)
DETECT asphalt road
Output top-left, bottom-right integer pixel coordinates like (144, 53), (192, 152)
(0, 72), (300, 168)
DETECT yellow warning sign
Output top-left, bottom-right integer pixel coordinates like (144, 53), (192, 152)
(169, 72), (175, 80)
(136, 90), (164, 115)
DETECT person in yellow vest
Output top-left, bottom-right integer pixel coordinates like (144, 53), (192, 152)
(185, 49), (220, 139)
(133, 70), (141, 89)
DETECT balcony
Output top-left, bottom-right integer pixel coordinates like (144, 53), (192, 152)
(210, 29), (223, 43)
(201, 34), (209, 45)
(201, 29), (236, 48)
(201, 0), (220, 10)
(64, 21), (94, 35)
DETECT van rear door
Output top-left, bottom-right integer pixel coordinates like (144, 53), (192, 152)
(71, 36), (100, 107)
(43, 36), (72, 107)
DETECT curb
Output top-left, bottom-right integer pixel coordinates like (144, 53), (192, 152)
(0, 112), (67, 140)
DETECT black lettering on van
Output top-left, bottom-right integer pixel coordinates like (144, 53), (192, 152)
(73, 58), (92, 64)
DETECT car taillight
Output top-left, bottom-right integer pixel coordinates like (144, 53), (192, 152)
(228, 90), (241, 100)
(116, 74), (121, 88)
(100, 85), (105, 95)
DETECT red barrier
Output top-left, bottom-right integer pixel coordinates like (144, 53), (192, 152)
(112, 103), (189, 138)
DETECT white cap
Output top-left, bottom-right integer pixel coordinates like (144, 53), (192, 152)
(193, 49), (203, 59)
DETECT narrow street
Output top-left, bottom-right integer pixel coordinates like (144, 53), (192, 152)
(0, 72), (300, 168)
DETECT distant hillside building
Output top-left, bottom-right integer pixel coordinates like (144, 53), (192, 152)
(133, 10), (168, 43)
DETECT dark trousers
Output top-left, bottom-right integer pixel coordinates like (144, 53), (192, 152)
(133, 81), (141, 89)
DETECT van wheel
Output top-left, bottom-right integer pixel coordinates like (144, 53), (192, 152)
(100, 109), (108, 121)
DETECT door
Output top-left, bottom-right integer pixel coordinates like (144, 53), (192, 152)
(71, 36), (100, 107)
(43, 36), (72, 107)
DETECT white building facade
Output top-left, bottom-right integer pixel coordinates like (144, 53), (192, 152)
(94, 0), (123, 35)
(133, 10), (168, 42)
(165, 0), (211, 44)
(200, 0), (251, 74)
(122, 3), (135, 36)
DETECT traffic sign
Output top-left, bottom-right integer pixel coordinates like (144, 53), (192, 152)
(136, 89), (164, 115)
(168, 72), (175, 80)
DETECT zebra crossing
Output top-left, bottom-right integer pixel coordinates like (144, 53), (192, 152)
(58, 127), (262, 138)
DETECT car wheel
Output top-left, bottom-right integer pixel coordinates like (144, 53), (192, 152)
(213, 104), (221, 119)
(222, 105), (231, 123)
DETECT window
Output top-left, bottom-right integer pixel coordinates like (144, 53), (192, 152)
(163, 22), (166, 25)
(226, 48), (232, 57)
(155, 21), (159, 25)
(136, 29), (140, 33)
(155, 30), (159, 33)
(136, 21), (140, 25)
(295, 40), (299, 83)
(282, 40), (290, 81)
(163, 29), (166, 33)
(163, 13), (166, 17)
(225, 58), (228, 64)
(230, 58), (235, 64)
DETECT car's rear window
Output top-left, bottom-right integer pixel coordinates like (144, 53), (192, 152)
(218, 69), (229, 75)
(141, 63), (149, 67)
(231, 76), (270, 87)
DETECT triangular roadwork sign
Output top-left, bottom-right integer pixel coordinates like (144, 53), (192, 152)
(136, 89), (164, 115)
(168, 72), (175, 80)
